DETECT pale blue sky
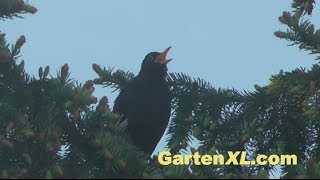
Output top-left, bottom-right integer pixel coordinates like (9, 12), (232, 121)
(1, 1), (316, 91)
(0, 1), (317, 169)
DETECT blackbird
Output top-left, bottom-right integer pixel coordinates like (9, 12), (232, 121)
(113, 46), (172, 156)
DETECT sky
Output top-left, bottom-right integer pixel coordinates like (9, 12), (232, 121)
(1, 1), (318, 176)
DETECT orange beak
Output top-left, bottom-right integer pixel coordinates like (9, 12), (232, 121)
(155, 46), (172, 65)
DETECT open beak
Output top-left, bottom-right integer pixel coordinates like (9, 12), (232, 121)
(155, 46), (172, 65)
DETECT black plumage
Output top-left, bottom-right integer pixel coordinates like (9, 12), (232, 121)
(113, 47), (172, 155)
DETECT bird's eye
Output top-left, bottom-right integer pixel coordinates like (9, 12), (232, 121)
(148, 56), (154, 61)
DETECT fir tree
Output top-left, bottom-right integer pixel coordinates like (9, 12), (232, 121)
(0, 1), (159, 179)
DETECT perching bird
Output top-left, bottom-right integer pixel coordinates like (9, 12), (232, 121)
(113, 47), (172, 156)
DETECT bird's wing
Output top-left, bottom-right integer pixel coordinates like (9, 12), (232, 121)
(113, 78), (136, 116)
(113, 88), (128, 115)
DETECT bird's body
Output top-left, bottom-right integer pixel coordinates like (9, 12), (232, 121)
(113, 47), (172, 155)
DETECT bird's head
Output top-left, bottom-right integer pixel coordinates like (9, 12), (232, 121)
(139, 46), (172, 78)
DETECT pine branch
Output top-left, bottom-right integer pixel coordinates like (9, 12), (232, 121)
(0, 0), (37, 20)
(92, 64), (134, 91)
(166, 72), (244, 154)
(274, 0), (320, 60)
(291, 0), (315, 16)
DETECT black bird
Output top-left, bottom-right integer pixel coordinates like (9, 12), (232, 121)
(113, 47), (172, 155)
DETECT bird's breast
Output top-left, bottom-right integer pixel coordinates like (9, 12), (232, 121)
(126, 82), (170, 120)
